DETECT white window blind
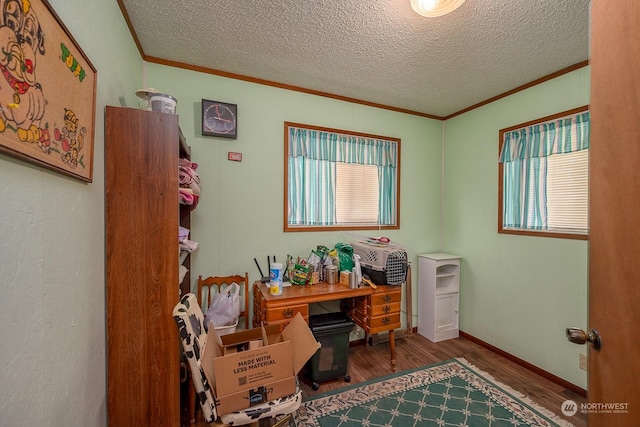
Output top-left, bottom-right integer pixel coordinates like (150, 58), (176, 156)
(546, 149), (589, 233)
(335, 162), (379, 225)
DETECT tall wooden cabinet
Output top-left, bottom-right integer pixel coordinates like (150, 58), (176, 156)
(106, 106), (189, 426)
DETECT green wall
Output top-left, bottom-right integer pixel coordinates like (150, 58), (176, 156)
(0, 1), (142, 425)
(145, 61), (443, 319)
(443, 67), (590, 389)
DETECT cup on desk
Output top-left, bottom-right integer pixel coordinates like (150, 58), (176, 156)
(325, 265), (338, 284)
(269, 262), (283, 295)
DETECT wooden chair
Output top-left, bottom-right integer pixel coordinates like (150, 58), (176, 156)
(197, 273), (250, 329)
(185, 273), (250, 423)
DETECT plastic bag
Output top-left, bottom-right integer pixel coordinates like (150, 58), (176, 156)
(334, 243), (354, 272)
(205, 283), (241, 328)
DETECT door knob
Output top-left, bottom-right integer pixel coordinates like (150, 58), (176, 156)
(566, 327), (601, 350)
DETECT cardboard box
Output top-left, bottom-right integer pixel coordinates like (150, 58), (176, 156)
(202, 312), (320, 415)
(339, 270), (351, 286)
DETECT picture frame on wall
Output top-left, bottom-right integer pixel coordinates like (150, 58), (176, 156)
(0, 0), (97, 182)
(202, 99), (237, 139)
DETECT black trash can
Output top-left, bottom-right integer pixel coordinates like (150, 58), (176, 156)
(306, 312), (355, 390)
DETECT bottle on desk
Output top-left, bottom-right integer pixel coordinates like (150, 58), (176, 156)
(269, 262), (283, 295)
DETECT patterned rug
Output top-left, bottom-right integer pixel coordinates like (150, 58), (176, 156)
(298, 358), (573, 427)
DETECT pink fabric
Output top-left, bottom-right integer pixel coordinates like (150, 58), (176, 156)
(179, 188), (195, 205)
(179, 167), (199, 185)
(179, 157), (201, 194)
(180, 158), (198, 170)
(190, 194), (199, 210)
(179, 158), (200, 209)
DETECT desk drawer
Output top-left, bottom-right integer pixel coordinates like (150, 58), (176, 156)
(343, 296), (401, 315)
(371, 289), (401, 306)
(369, 302), (401, 317)
(266, 304), (309, 322)
(368, 313), (401, 333)
(349, 309), (400, 333)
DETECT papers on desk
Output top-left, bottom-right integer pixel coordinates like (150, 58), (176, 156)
(264, 281), (292, 287)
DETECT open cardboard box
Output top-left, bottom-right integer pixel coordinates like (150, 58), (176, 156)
(202, 312), (320, 415)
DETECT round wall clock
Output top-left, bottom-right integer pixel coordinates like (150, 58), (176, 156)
(202, 99), (237, 139)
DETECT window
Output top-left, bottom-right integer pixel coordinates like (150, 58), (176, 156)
(498, 107), (590, 239)
(285, 122), (400, 232)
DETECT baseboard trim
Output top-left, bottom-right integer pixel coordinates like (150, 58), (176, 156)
(459, 330), (587, 398)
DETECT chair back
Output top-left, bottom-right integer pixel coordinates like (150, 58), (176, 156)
(172, 293), (218, 423)
(197, 273), (250, 329)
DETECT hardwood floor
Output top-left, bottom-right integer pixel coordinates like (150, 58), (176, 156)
(192, 333), (587, 426)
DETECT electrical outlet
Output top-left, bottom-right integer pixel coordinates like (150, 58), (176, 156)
(579, 353), (588, 371)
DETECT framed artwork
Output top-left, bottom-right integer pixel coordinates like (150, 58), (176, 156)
(202, 99), (237, 139)
(0, 0), (97, 182)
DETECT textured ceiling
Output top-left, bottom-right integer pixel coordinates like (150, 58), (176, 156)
(119, 0), (590, 118)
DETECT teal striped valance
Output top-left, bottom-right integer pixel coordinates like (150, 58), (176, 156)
(288, 127), (397, 167)
(499, 111), (590, 163)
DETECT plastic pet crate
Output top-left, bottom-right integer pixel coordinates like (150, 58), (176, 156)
(352, 240), (408, 285)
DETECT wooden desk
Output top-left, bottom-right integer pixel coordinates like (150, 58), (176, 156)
(253, 281), (399, 370)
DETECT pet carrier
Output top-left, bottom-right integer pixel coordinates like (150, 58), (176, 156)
(351, 239), (408, 286)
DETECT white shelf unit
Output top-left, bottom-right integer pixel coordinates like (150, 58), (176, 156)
(418, 253), (461, 342)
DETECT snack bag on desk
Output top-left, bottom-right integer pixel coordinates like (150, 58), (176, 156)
(291, 263), (311, 286)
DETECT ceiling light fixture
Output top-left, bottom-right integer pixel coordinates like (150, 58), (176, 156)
(410, 0), (466, 17)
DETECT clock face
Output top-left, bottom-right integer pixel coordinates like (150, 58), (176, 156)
(202, 101), (237, 138)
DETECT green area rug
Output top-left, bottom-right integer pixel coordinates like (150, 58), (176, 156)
(298, 358), (573, 426)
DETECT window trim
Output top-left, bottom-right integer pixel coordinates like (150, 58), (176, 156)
(284, 122), (401, 232)
(498, 105), (590, 240)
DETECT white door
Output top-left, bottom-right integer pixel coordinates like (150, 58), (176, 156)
(435, 293), (459, 333)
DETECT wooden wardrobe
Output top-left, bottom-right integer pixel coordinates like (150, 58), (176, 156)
(105, 106), (190, 426)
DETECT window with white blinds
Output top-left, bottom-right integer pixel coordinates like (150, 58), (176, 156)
(498, 106), (590, 240)
(285, 122), (399, 231)
(546, 149), (589, 233)
(335, 163), (379, 225)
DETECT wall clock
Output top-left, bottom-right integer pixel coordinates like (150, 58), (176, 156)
(202, 99), (237, 139)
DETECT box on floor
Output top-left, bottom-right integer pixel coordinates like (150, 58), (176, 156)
(202, 313), (320, 415)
